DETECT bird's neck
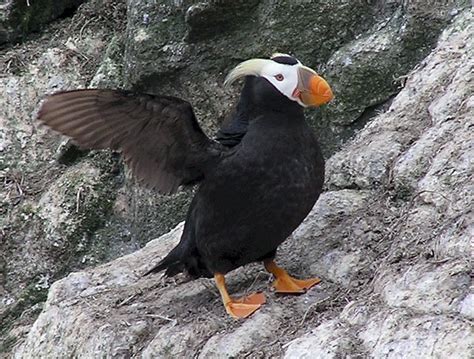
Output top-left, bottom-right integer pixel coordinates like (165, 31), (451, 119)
(239, 78), (304, 119)
(215, 77), (305, 147)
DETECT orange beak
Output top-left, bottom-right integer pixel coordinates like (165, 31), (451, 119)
(295, 66), (334, 107)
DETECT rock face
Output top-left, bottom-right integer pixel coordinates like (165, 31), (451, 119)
(11, 8), (473, 358)
(0, 0), (128, 352)
(123, 0), (467, 155)
(0, 0), (86, 46)
(1, 3), (458, 352)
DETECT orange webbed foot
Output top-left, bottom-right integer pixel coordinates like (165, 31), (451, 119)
(234, 292), (266, 305)
(225, 301), (262, 319)
(264, 260), (321, 294)
(272, 276), (321, 294)
(226, 292), (266, 318)
(215, 274), (266, 319)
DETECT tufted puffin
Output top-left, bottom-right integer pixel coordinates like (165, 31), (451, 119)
(37, 53), (333, 319)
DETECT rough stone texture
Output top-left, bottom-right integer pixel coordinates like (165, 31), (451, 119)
(10, 8), (473, 358)
(287, 9), (474, 358)
(124, 0), (467, 155)
(283, 320), (357, 359)
(0, 0), (86, 46)
(324, 2), (464, 125)
(0, 0), (474, 358)
(4, 2), (470, 353)
(0, 1), (128, 353)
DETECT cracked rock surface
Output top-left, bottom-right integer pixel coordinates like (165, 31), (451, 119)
(12, 8), (473, 358)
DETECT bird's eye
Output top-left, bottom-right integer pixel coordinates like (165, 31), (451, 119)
(275, 74), (284, 81)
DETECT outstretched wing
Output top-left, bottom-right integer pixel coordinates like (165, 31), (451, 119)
(38, 89), (224, 194)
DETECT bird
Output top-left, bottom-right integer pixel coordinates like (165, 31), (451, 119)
(37, 53), (333, 319)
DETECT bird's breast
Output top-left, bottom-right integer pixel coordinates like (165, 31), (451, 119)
(207, 118), (324, 206)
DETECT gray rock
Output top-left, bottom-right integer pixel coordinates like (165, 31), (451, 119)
(0, 0), (86, 46)
(0, 1), (128, 352)
(123, 0), (467, 156)
(357, 311), (473, 359)
(11, 8), (474, 358)
(199, 309), (284, 358)
(13, 223), (183, 358)
(284, 320), (359, 359)
(323, 1), (467, 126)
(2, 1), (473, 358)
(289, 8), (474, 359)
(376, 261), (471, 314)
(89, 34), (125, 89)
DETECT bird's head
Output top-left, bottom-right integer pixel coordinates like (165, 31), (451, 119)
(224, 53), (333, 108)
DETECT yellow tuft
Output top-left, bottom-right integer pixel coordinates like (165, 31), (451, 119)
(270, 52), (292, 59)
(224, 58), (273, 87)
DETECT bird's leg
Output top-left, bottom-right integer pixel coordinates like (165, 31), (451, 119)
(263, 259), (320, 294)
(214, 273), (266, 319)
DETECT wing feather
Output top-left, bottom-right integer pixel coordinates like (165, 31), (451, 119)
(38, 89), (224, 194)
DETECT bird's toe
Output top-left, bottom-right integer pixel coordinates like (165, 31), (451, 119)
(273, 276), (321, 294)
(234, 292), (266, 305)
(225, 301), (263, 319)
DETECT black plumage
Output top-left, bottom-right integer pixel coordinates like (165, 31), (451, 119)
(151, 75), (324, 278)
(38, 90), (224, 194)
(37, 54), (333, 318)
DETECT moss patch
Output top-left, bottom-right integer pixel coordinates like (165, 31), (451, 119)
(6, 0), (85, 43)
(0, 278), (48, 353)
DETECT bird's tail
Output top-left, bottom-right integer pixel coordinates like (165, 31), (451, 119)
(143, 246), (185, 277)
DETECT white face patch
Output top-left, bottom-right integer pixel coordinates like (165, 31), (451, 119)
(260, 61), (306, 107)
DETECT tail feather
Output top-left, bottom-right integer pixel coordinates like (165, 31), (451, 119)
(143, 236), (212, 279)
(143, 246), (184, 277)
